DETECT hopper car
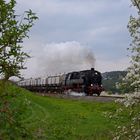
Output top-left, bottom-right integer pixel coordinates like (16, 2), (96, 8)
(18, 68), (103, 96)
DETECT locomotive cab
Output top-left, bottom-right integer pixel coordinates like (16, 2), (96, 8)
(64, 72), (84, 93)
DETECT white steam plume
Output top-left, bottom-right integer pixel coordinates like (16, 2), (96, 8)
(23, 41), (95, 78)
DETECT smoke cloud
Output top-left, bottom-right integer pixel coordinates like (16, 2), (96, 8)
(23, 41), (95, 78)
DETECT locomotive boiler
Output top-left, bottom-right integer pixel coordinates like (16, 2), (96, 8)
(18, 68), (103, 96)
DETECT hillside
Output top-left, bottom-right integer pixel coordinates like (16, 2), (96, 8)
(0, 81), (130, 140)
(102, 71), (127, 93)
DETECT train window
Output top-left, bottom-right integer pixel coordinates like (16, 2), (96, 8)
(70, 72), (80, 79)
(70, 73), (74, 79)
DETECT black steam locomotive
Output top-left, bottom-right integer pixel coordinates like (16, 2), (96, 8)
(18, 68), (103, 96)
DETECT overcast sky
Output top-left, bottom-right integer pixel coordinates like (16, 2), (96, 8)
(14, 0), (136, 78)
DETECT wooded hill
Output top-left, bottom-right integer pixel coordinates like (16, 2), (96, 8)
(102, 71), (127, 94)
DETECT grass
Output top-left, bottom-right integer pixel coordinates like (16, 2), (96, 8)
(0, 81), (130, 140)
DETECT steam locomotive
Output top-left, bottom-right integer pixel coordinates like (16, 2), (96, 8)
(18, 68), (103, 96)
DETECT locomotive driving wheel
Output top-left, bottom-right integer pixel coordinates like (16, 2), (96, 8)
(97, 92), (100, 96)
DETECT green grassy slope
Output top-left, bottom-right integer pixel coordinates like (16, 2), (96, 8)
(0, 82), (129, 140)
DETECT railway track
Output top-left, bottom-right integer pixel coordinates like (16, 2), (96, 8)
(36, 92), (125, 102)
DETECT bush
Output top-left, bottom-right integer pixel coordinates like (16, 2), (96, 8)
(0, 81), (32, 139)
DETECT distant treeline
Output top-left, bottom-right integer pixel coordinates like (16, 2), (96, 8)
(102, 71), (127, 94)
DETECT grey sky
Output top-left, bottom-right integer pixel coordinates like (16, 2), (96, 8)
(14, 0), (136, 77)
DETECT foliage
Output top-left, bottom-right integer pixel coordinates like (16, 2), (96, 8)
(0, 0), (38, 80)
(119, 0), (140, 92)
(107, 93), (140, 140)
(0, 0), (38, 139)
(108, 1), (140, 140)
(0, 81), (33, 139)
(102, 71), (127, 93)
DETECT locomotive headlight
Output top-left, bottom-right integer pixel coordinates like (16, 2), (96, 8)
(91, 84), (93, 86)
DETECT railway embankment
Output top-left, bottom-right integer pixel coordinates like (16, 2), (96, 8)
(1, 81), (136, 139)
(36, 91), (125, 102)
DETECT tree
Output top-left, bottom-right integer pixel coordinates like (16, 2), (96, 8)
(110, 1), (140, 139)
(120, 0), (140, 92)
(0, 0), (38, 80)
(0, 1), (38, 138)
